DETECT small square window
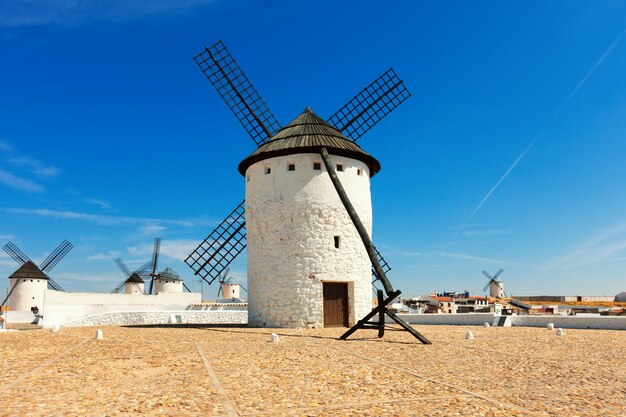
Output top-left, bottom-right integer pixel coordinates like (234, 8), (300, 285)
(357, 169), (362, 176)
(334, 236), (341, 248)
(265, 166), (271, 175)
(313, 162), (321, 170)
(288, 163), (295, 171)
(336, 164), (343, 172)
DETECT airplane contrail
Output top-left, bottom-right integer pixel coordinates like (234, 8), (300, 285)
(464, 28), (626, 224)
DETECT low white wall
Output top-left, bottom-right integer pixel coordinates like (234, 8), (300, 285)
(4, 310), (36, 323)
(388, 313), (497, 326)
(43, 290), (201, 325)
(388, 313), (626, 330)
(51, 310), (247, 328)
(511, 315), (626, 330)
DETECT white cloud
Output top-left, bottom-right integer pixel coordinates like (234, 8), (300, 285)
(54, 271), (120, 284)
(140, 224), (166, 236)
(0, 169), (44, 193)
(128, 239), (198, 262)
(0, 234), (15, 240)
(0, 141), (11, 152)
(86, 251), (121, 261)
(542, 222), (626, 270)
(8, 156), (60, 177)
(389, 247), (500, 264)
(3, 207), (202, 227)
(0, 0), (218, 28)
(84, 197), (113, 210)
(461, 229), (506, 238)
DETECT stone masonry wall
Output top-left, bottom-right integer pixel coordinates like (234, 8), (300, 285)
(52, 310), (248, 328)
(246, 153), (373, 328)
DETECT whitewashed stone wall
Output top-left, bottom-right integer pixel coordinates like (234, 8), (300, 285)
(246, 153), (373, 328)
(50, 310), (247, 328)
(43, 290), (201, 324)
(8, 277), (48, 312)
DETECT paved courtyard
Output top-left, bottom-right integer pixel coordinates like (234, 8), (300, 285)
(1, 324), (624, 416)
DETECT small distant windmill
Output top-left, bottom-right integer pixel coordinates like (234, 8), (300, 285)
(2, 240), (72, 312)
(112, 238), (190, 294)
(216, 267), (230, 298)
(112, 238), (161, 294)
(216, 268), (247, 300)
(482, 269), (506, 298)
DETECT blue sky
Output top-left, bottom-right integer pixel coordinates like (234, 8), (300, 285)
(1, 0), (625, 299)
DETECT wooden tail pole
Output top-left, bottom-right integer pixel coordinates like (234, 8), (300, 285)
(319, 147), (393, 296)
(319, 147), (431, 344)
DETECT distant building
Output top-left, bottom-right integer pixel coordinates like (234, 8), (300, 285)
(513, 295), (615, 302)
(455, 296), (489, 313)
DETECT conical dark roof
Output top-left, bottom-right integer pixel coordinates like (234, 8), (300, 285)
(158, 267), (182, 281)
(9, 261), (48, 280)
(238, 107), (381, 176)
(125, 273), (145, 284)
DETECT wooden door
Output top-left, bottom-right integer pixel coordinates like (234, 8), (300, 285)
(323, 282), (349, 327)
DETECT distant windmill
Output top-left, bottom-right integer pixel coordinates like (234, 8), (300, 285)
(482, 269), (506, 298)
(112, 238), (190, 294)
(216, 267), (247, 300)
(111, 238), (160, 294)
(2, 240), (72, 312)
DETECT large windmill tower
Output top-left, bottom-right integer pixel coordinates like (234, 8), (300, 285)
(186, 41), (428, 342)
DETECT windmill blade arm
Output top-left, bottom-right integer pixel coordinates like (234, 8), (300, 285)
(40, 240), (73, 272)
(111, 279), (127, 293)
(185, 200), (247, 285)
(151, 238), (161, 276)
(115, 258), (132, 278)
(482, 270), (492, 279)
(327, 68), (411, 142)
(2, 242), (31, 265)
(136, 260), (153, 275)
(182, 282), (191, 292)
(371, 245), (391, 280)
(47, 278), (65, 292)
(493, 269), (504, 279)
(194, 41), (281, 146)
(482, 282), (490, 292)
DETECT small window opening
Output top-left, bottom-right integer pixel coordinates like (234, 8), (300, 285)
(357, 169), (362, 176)
(313, 162), (321, 170)
(265, 166), (271, 175)
(32, 297), (35, 300)
(247, 174), (250, 182)
(334, 236), (341, 248)
(336, 164), (343, 172)
(288, 163), (295, 171)
(30, 279), (33, 282)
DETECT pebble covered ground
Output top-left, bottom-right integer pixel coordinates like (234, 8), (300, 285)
(0, 324), (624, 416)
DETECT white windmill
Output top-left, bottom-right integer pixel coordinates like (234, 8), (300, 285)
(184, 40), (430, 344)
(482, 269), (506, 298)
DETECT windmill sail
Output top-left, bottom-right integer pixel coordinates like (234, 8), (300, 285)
(185, 200), (246, 285)
(372, 245), (391, 281)
(194, 40), (281, 146)
(2, 242), (31, 265)
(327, 68), (411, 142)
(40, 240), (73, 272)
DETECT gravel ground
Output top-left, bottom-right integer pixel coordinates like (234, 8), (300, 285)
(0, 325), (624, 416)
